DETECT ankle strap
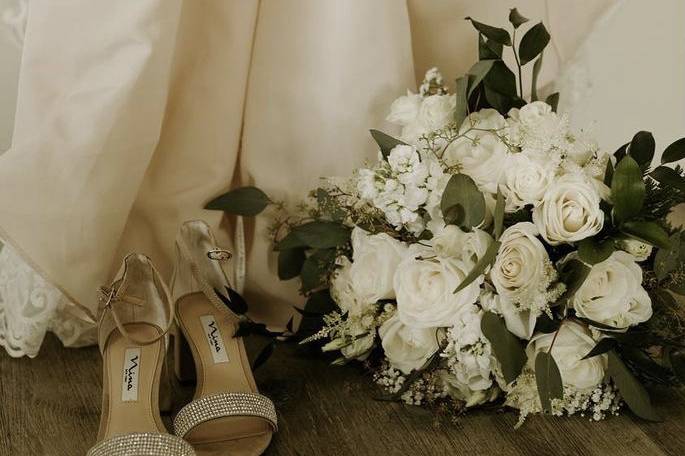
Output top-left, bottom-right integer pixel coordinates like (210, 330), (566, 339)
(98, 254), (175, 351)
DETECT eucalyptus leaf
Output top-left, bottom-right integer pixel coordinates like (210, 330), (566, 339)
(465, 17), (512, 46)
(604, 160), (614, 186)
(467, 59), (496, 97)
(611, 156), (645, 223)
(275, 230), (309, 251)
(205, 186), (271, 216)
(621, 221), (671, 250)
(494, 189), (505, 240)
(215, 286), (248, 315)
(545, 92), (559, 112)
(582, 338), (617, 360)
(305, 289), (337, 314)
(519, 22), (550, 65)
(627, 131), (655, 168)
(293, 221), (351, 249)
(661, 137), (685, 164)
(654, 233), (681, 281)
(484, 61), (518, 97)
(535, 351), (564, 413)
(481, 312), (527, 384)
(614, 142), (629, 162)
(508, 8), (529, 28)
(556, 259), (591, 307)
(454, 241), (500, 294)
(608, 351), (661, 421)
(578, 238), (615, 265)
(370, 129), (408, 159)
(441, 174), (486, 229)
(278, 248), (306, 280)
(650, 166), (685, 192)
(531, 53), (543, 101)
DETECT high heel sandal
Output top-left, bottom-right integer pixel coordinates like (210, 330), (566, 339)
(170, 220), (277, 456)
(88, 253), (195, 456)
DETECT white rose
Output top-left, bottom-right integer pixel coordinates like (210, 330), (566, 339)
(349, 227), (407, 303)
(395, 246), (482, 328)
(480, 286), (537, 340)
(620, 239), (653, 262)
(526, 321), (607, 391)
(533, 173), (604, 245)
(379, 314), (439, 374)
(518, 101), (553, 127)
(440, 371), (499, 408)
(443, 109), (509, 194)
(490, 222), (553, 306)
(431, 225), (493, 263)
(330, 257), (365, 315)
(386, 90), (422, 126)
(572, 251), (652, 329)
(502, 153), (554, 211)
(416, 94), (456, 131)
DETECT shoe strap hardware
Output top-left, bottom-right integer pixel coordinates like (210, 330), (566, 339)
(207, 248), (232, 261)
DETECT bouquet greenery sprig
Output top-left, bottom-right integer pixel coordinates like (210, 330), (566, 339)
(207, 9), (685, 425)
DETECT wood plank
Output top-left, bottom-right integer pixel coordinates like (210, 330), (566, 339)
(0, 334), (682, 456)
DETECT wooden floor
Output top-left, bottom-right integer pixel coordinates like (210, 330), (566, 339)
(1, 334), (684, 456)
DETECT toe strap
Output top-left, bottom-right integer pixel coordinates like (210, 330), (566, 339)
(87, 433), (196, 456)
(173, 392), (278, 437)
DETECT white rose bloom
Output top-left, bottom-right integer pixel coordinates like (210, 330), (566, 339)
(444, 109), (509, 194)
(526, 321), (607, 391)
(518, 101), (554, 127)
(379, 314), (439, 374)
(349, 227), (408, 303)
(620, 239), (653, 262)
(431, 225), (493, 264)
(490, 222), (558, 314)
(330, 257), (363, 315)
(395, 246), (482, 328)
(416, 94), (456, 131)
(480, 286), (537, 340)
(502, 153), (554, 211)
(386, 90), (422, 126)
(514, 102), (568, 159)
(571, 251), (652, 329)
(532, 173), (604, 245)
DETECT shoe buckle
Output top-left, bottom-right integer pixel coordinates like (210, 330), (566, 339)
(207, 248), (232, 261)
(97, 286), (117, 309)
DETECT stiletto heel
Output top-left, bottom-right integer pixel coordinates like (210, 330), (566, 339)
(171, 220), (277, 456)
(87, 253), (195, 456)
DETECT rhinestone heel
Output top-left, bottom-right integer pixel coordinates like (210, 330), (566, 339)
(87, 254), (195, 456)
(170, 220), (277, 456)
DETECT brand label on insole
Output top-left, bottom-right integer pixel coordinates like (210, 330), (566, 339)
(200, 315), (229, 364)
(121, 347), (141, 402)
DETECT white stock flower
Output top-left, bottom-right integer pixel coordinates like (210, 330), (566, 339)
(431, 225), (493, 264)
(395, 246), (482, 328)
(386, 90), (422, 126)
(502, 153), (554, 211)
(490, 222), (559, 314)
(571, 251), (652, 329)
(619, 239), (653, 262)
(349, 227), (407, 303)
(379, 314), (439, 374)
(443, 109), (509, 194)
(387, 145), (429, 186)
(526, 321), (607, 392)
(533, 173), (604, 245)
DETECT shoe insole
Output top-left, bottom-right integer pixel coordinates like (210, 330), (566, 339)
(176, 292), (272, 447)
(100, 324), (165, 439)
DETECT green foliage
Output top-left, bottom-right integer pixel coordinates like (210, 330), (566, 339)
(555, 259), (591, 308)
(441, 174), (486, 229)
(546, 92), (559, 112)
(205, 186), (271, 216)
(481, 312), (527, 384)
(508, 8), (529, 28)
(370, 129), (408, 158)
(608, 351), (661, 421)
(453, 240), (500, 294)
(535, 351), (564, 413)
(300, 248), (337, 292)
(654, 233), (681, 281)
(278, 248), (306, 280)
(650, 166), (685, 192)
(519, 22), (550, 65)
(627, 131), (655, 168)
(581, 338), (618, 360)
(661, 137), (685, 164)
(465, 17), (511, 46)
(493, 190), (505, 240)
(289, 221), (351, 250)
(578, 238), (615, 265)
(621, 221), (671, 250)
(478, 34), (503, 60)
(454, 76), (471, 127)
(611, 156), (645, 223)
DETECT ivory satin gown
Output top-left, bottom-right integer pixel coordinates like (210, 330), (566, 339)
(0, 0), (639, 357)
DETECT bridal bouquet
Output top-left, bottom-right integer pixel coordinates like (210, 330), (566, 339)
(208, 10), (685, 425)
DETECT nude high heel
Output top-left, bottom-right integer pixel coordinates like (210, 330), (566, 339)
(87, 253), (195, 456)
(170, 220), (277, 456)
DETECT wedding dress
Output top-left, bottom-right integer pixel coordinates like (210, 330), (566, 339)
(4, 0), (681, 359)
